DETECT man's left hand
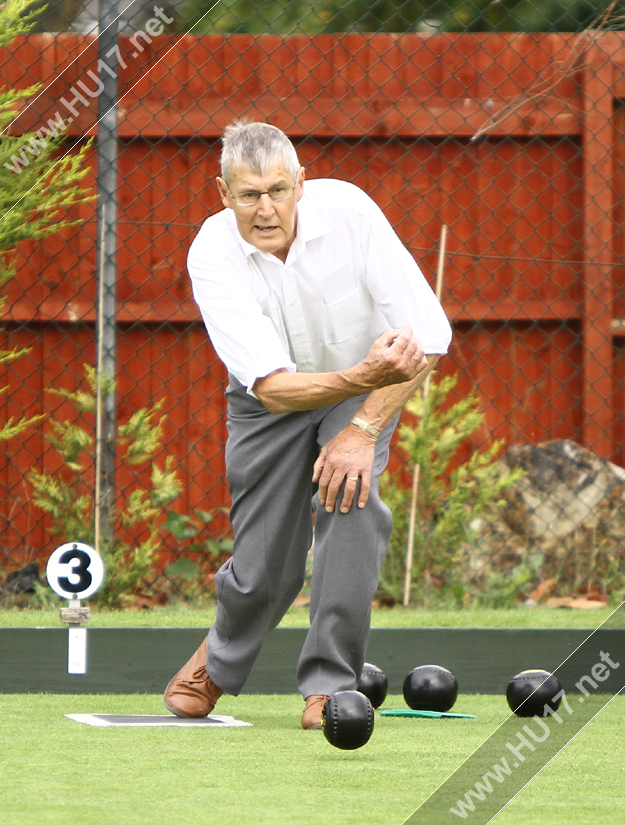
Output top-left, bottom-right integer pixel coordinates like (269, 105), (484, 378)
(313, 426), (377, 514)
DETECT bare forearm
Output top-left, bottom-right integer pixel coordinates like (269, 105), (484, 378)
(354, 356), (439, 432)
(254, 325), (429, 414)
(253, 365), (376, 414)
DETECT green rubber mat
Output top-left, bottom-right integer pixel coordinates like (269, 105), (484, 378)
(380, 708), (475, 719)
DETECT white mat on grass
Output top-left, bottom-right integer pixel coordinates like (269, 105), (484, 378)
(65, 714), (252, 727)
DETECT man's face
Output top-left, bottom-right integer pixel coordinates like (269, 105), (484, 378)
(217, 163), (305, 261)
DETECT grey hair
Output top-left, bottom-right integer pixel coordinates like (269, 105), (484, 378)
(220, 120), (300, 183)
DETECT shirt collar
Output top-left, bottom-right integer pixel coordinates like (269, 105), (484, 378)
(238, 192), (333, 263)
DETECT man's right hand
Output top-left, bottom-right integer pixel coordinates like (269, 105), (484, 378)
(356, 325), (428, 389)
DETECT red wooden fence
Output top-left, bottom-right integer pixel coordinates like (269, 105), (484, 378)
(1, 32), (624, 564)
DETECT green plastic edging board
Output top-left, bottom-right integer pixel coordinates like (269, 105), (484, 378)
(0, 627), (623, 695)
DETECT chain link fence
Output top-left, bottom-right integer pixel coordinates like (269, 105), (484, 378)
(1, 0), (625, 607)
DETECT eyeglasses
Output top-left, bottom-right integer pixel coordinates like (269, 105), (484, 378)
(227, 183), (298, 206)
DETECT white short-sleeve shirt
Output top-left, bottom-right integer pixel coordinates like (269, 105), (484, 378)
(188, 178), (452, 393)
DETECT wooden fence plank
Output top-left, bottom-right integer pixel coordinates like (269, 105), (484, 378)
(1, 32), (624, 563)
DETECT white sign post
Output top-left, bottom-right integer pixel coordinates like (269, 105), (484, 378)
(46, 542), (105, 675)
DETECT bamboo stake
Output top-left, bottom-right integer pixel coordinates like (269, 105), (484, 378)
(403, 464), (421, 606)
(402, 224), (447, 607)
(94, 205), (106, 556)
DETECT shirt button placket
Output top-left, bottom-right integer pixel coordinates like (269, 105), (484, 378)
(284, 269), (314, 371)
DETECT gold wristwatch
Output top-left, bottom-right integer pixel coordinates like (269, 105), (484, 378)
(350, 415), (381, 440)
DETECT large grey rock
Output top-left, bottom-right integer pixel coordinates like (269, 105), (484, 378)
(460, 439), (625, 599)
(501, 439), (625, 549)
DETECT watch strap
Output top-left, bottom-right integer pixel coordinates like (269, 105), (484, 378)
(350, 415), (381, 440)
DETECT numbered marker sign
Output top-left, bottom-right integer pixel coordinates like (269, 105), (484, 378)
(46, 542), (104, 601)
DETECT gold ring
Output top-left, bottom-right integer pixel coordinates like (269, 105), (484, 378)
(347, 476), (359, 481)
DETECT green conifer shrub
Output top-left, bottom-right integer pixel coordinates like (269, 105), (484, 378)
(379, 373), (524, 606)
(0, 0), (93, 445)
(29, 367), (182, 607)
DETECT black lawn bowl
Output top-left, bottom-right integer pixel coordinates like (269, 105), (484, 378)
(506, 669), (562, 718)
(403, 665), (459, 713)
(322, 690), (375, 750)
(357, 663), (388, 709)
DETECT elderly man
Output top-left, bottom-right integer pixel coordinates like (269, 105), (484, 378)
(164, 120), (452, 730)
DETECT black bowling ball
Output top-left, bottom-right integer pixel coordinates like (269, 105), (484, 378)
(506, 669), (562, 718)
(403, 664), (458, 713)
(322, 690), (375, 750)
(357, 662), (388, 709)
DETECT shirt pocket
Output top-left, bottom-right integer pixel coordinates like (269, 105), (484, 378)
(318, 280), (374, 344)
(319, 265), (356, 304)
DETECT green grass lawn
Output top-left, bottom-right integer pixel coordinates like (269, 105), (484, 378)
(2, 604), (622, 823)
(0, 604), (614, 628)
(2, 693), (624, 825)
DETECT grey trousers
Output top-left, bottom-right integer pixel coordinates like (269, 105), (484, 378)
(206, 377), (398, 699)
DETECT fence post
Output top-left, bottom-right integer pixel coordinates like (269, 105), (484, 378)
(580, 34), (618, 459)
(95, 0), (119, 550)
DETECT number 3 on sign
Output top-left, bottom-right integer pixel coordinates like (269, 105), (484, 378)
(46, 542), (104, 601)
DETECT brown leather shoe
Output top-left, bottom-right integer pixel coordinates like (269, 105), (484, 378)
(301, 694), (329, 730)
(163, 636), (224, 718)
